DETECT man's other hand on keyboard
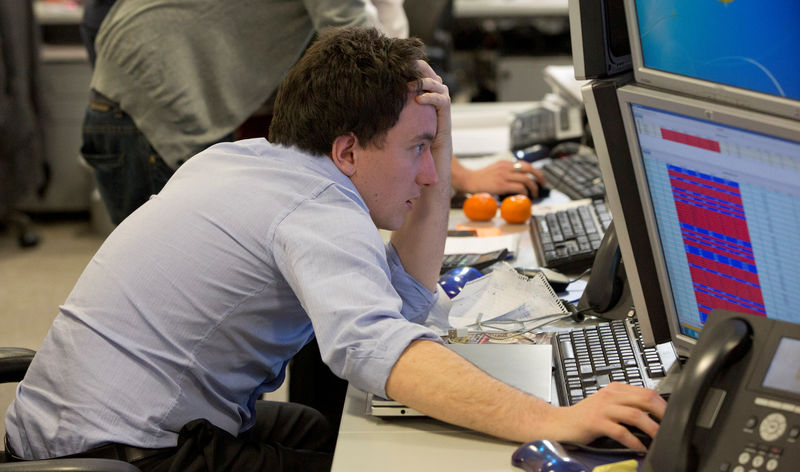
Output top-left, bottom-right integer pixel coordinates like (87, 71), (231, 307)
(451, 157), (547, 198)
(547, 382), (667, 450)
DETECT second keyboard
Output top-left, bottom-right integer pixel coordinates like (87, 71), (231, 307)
(529, 199), (612, 273)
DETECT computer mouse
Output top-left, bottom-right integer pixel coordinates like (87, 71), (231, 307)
(499, 183), (550, 203)
(586, 425), (652, 451)
(512, 440), (590, 472)
(537, 184), (551, 199)
(437, 267), (483, 298)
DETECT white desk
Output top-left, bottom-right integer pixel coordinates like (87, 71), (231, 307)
(331, 385), (520, 471)
(451, 101), (539, 156)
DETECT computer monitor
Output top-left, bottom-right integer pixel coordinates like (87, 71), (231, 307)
(624, 0), (800, 120)
(617, 84), (800, 356)
(568, 0), (631, 80)
(581, 74), (671, 347)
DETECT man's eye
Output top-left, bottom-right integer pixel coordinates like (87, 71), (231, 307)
(415, 144), (425, 153)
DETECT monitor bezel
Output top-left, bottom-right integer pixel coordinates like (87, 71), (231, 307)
(581, 74), (671, 347)
(623, 0), (800, 121)
(616, 84), (800, 356)
(569, 0), (631, 80)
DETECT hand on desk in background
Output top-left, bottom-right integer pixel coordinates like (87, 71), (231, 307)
(451, 157), (548, 199)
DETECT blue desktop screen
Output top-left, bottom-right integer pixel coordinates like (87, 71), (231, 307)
(633, 0), (800, 101)
(630, 103), (800, 339)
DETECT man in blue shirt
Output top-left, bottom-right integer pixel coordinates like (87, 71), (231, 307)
(5, 27), (665, 471)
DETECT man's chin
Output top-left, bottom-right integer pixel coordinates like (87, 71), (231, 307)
(376, 221), (402, 232)
(373, 215), (405, 232)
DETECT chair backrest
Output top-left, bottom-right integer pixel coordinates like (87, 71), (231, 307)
(0, 348), (35, 384)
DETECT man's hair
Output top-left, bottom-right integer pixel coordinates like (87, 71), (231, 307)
(268, 27), (426, 155)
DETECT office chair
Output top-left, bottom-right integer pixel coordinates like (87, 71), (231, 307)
(0, 348), (141, 472)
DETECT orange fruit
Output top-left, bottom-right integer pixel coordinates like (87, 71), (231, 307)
(500, 194), (532, 224)
(463, 193), (498, 221)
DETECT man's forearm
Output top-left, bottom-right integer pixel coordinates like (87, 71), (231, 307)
(385, 340), (556, 442)
(390, 150), (451, 290)
(386, 340), (669, 449)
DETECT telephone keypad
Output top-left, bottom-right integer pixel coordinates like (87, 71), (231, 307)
(738, 452), (751, 464)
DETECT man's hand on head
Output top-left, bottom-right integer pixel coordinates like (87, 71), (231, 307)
(411, 60), (452, 166)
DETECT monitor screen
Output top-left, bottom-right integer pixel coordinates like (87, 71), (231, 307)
(618, 85), (800, 354)
(624, 0), (800, 120)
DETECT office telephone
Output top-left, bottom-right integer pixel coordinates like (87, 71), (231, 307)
(642, 310), (800, 472)
(577, 221), (633, 320)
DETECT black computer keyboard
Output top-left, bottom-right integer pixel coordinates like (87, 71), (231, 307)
(552, 317), (674, 406)
(529, 199), (612, 273)
(542, 152), (605, 200)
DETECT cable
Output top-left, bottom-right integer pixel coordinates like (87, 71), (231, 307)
(466, 306), (594, 340)
(568, 267), (592, 284)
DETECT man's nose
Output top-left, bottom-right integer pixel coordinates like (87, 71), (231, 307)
(416, 150), (438, 186)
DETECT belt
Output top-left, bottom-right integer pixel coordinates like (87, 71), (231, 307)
(4, 434), (173, 464)
(88, 89), (119, 109)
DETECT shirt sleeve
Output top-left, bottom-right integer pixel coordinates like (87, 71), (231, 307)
(384, 242), (439, 324)
(272, 185), (442, 398)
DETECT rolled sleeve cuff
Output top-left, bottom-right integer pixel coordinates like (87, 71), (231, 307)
(342, 321), (443, 399)
(385, 242), (437, 323)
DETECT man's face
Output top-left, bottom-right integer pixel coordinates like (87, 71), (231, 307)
(350, 94), (439, 230)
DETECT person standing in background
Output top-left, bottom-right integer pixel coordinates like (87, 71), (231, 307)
(80, 0), (544, 227)
(79, 0), (383, 225)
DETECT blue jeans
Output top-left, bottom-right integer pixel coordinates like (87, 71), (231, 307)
(81, 92), (175, 225)
(81, 92), (234, 225)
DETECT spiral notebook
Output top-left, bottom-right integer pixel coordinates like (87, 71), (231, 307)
(366, 342), (553, 416)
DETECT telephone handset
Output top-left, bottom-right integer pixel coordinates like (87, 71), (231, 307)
(642, 314), (752, 471)
(577, 221), (633, 320)
(642, 310), (800, 472)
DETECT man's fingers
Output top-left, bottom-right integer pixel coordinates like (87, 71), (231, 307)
(410, 76), (448, 95)
(606, 423), (648, 451)
(415, 59), (441, 82)
(578, 383), (666, 448)
(513, 161), (547, 186)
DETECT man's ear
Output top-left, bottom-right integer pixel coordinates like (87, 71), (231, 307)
(330, 133), (358, 177)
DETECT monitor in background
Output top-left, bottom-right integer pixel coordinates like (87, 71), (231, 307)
(568, 0), (631, 80)
(623, 0), (800, 120)
(581, 74), (671, 347)
(617, 85), (800, 356)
